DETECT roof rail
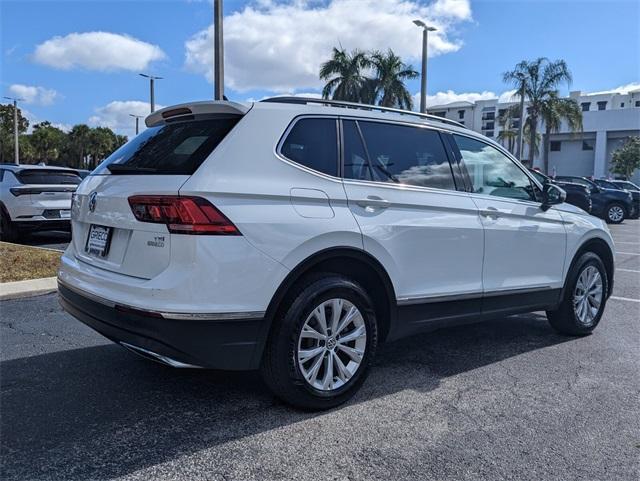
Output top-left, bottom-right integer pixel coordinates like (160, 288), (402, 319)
(260, 96), (467, 129)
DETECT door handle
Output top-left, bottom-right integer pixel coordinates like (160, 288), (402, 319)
(355, 196), (390, 209)
(480, 207), (500, 219)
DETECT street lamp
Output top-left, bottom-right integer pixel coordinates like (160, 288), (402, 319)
(139, 73), (163, 113)
(3, 96), (24, 165)
(129, 114), (144, 135)
(515, 72), (527, 161)
(213, 0), (224, 100)
(413, 20), (437, 114)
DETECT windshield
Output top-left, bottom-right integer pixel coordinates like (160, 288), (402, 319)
(614, 181), (640, 190)
(595, 179), (621, 190)
(93, 116), (241, 175)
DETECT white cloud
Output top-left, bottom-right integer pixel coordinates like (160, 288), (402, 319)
(88, 100), (163, 137)
(185, 0), (472, 92)
(8, 84), (60, 106)
(585, 82), (640, 96)
(33, 32), (166, 72)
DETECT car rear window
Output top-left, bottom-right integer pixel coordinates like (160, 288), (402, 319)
(93, 116), (241, 175)
(15, 169), (82, 185)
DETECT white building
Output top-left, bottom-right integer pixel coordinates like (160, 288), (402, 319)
(428, 87), (640, 182)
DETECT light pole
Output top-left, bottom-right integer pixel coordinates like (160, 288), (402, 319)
(139, 73), (163, 112)
(129, 114), (143, 135)
(515, 73), (526, 161)
(413, 20), (437, 114)
(213, 0), (224, 100)
(3, 96), (24, 165)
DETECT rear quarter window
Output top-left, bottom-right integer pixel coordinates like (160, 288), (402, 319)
(280, 118), (338, 176)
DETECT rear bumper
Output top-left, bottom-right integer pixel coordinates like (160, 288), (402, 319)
(13, 219), (71, 231)
(58, 282), (269, 370)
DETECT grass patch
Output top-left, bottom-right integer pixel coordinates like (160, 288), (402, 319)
(0, 242), (62, 283)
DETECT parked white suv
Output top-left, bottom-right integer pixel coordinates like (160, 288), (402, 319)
(0, 164), (81, 241)
(58, 98), (615, 409)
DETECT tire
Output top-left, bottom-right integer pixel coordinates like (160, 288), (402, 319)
(604, 203), (625, 224)
(546, 252), (608, 336)
(0, 210), (19, 242)
(261, 273), (378, 410)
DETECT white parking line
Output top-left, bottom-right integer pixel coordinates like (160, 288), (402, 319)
(610, 296), (640, 303)
(617, 268), (640, 273)
(616, 252), (640, 256)
(615, 241), (640, 245)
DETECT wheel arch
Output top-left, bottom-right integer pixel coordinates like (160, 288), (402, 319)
(263, 247), (397, 343)
(566, 236), (615, 298)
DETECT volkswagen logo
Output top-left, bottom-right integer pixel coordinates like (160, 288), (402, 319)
(88, 192), (98, 213)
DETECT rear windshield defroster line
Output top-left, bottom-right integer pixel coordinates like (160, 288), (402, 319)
(95, 116), (241, 176)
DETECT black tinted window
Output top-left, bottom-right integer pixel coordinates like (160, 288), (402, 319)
(15, 169), (81, 185)
(94, 117), (240, 175)
(281, 118), (338, 176)
(346, 121), (455, 190)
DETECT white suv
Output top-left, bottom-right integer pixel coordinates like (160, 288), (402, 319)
(58, 98), (615, 409)
(0, 164), (81, 241)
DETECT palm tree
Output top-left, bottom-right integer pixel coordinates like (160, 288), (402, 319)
(497, 105), (520, 154)
(369, 50), (418, 109)
(68, 124), (92, 168)
(503, 57), (573, 166)
(540, 93), (583, 174)
(319, 48), (370, 102)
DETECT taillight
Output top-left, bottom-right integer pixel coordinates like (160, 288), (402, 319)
(128, 195), (240, 235)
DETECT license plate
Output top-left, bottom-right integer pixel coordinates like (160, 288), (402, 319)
(60, 210), (71, 219)
(85, 224), (112, 257)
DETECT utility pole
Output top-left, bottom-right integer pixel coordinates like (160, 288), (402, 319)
(413, 20), (437, 114)
(3, 96), (23, 165)
(515, 74), (526, 161)
(129, 114), (143, 135)
(213, 0), (224, 100)
(139, 74), (163, 112)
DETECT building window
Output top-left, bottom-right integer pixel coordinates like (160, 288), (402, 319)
(582, 140), (594, 151)
(484, 122), (495, 130)
(458, 110), (465, 119)
(597, 101), (607, 111)
(581, 102), (590, 112)
(433, 111), (446, 118)
(620, 102), (625, 108)
(485, 131), (494, 138)
(636, 101), (640, 107)
(511, 120), (520, 129)
(550, 141), (561, 152)
(498, 109), (506, 117)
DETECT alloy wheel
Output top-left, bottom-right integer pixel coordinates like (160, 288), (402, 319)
(573, 265), (603, 326)
(297, 298), (367, 391)
(608, 205), (624, 222)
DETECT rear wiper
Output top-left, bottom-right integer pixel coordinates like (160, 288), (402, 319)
(106, 164), (159, 174)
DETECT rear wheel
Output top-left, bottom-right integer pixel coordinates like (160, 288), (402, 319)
(605, 203), (625, 224)
(0, 210), (19, 242)
(546, 252), (608, 336)
(261, 274), (378, 410)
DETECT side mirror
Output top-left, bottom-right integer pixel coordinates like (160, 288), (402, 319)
(541, 183), (566, 211)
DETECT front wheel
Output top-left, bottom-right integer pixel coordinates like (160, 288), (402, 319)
(605, 203), (625, 224)
(261, 274), (378, 410)
(546, 252), (608, 336)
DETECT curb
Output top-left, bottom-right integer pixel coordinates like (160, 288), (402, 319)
(0, 277), (58, 301)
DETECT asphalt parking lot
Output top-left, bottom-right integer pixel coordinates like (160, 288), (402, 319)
(1, 221), (638, 481)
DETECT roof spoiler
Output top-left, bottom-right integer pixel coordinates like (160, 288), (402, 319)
(145, 101), (251, 127)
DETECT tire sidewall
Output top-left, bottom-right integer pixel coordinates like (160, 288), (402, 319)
(273, 276), (378, 407)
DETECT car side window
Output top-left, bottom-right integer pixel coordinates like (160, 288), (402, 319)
(281, 118), (338, 176)
(453, 134), (537, 202)
(344, 120), (456, 190)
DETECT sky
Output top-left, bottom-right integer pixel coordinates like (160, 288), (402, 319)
(1, 0), (639, 137)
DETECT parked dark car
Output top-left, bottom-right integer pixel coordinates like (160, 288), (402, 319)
(529, 170), (591, 213)
(557, 176), (633, 224)
(595, 179), (640, 219)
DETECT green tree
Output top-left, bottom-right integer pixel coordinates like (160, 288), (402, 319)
(0, 103), (29, 163)
(67, 124), (92, 168)
(320, 47), (371, 102)
(610, 136), (640, 179)
(503, 57), (574, 165)
(369, 49), (418, 109)
(30, 121), (67, 163)
(540, 93), (583, 174)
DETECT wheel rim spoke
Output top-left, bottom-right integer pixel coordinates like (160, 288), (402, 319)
(301, 325), (325, 341)
(337, 343), (364, 362)
(313, 306), (328, 335)
(337, 325), (366, 344)
(298, 346), (324, 363)
(573, 265), (604, 325)
(332, 351), (350, 382)
(329, 298), (343, 334)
